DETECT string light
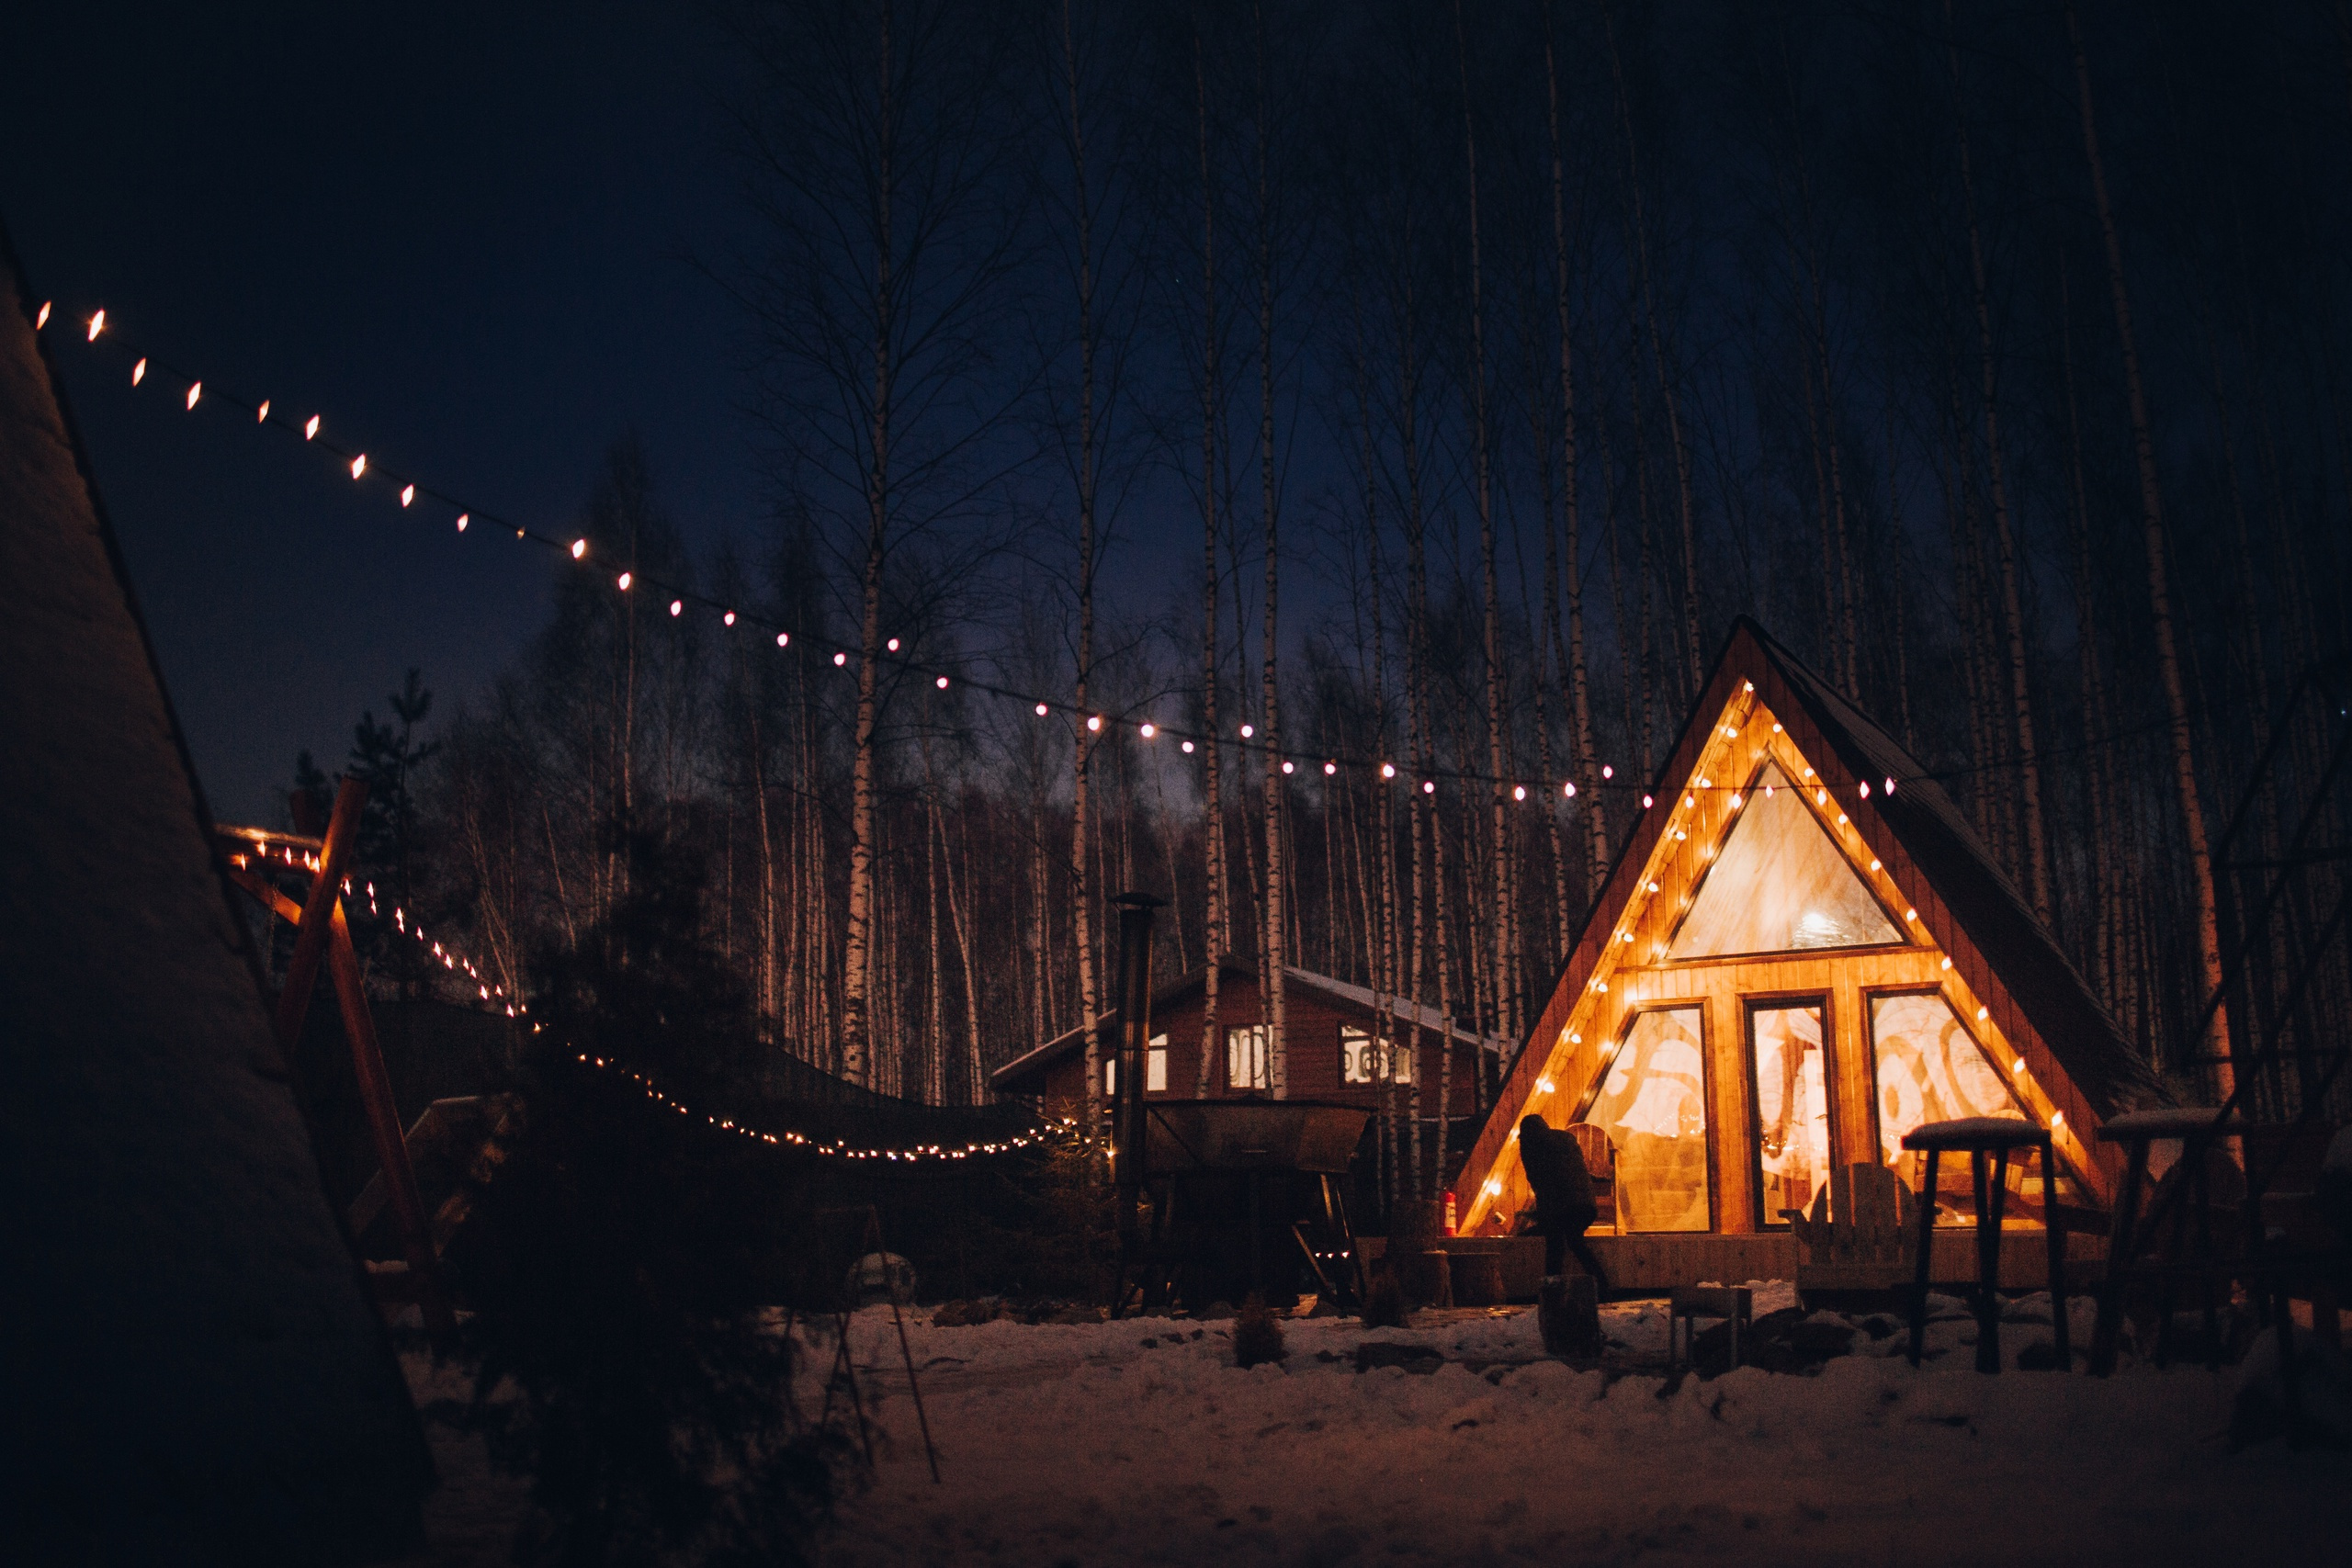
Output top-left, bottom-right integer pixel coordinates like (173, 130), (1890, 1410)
(62, 302), (1968, 812)
(1087, 715), (1102, 732)
(723, 611), (736, 626)
(1035, 703), (1049, 716)
(35, 301), (51, 329)
(131, 357), (147, 386)
(571, 1053), (1059, 1161)
(935, 674), (949, 689)
(776, 632), (789, 648)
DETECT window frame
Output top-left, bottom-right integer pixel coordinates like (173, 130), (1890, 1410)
(1572, 1001), (1716, 1235)
(1743, 990), (1838, 1230)
(1225, 1023), (1270, 1091)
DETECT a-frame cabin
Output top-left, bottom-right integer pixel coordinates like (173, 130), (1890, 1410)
(1458, 619), (2161, 1281)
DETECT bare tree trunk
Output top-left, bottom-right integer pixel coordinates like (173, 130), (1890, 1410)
(2069, 6), (2230, 1085)
(1254, 1), (1289, 1098)
(1059, 0), (1106, 1142)
(1194, 28), (1227, 1094)
(1605, 6), (1702, 698)
(1456, 1), (1515, 1066)
(1948, 15), (2052, 923)
(1545, 17), (1607, 902)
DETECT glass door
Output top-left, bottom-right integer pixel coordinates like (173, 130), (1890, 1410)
(1749, 1000), (1832, 1226)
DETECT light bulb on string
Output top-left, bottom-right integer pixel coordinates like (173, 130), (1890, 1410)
(350, 454), (367, 479)
(616, 571), (632, 591)
(1324, 761), (1337, 776)
(1139, 722), (1156, 739)
(1601, 765), (1614, 780)
(1181, 740), (1195, 754)
(1512, 784), (1526, 801)
(400, 484), (414, 507)
(256, 400), (269, 422)
(1035, 703), (1049, 716)
(832, 651), (847, 667)
(304, 415), (320, 440)
(723, 611), (736, 626)
(1239, 724), (1254, 739)
(571, 538), (586, 559)
(1422, 780), (1435, 795)
(1563, 781), (1577, 798)
(1642, 794), (1654, 808)
(775, 632), (788, 648)
(87, 310), (106, 341)
(186, 381), (202, 410)
(1281, 761), (1294, 774)
(35, 302), (50, 329)
(131, 358), (147, 386)
(1086, 715), (1102, 732)
(935, 675), (948, 690)
(668, 599), (682, 616)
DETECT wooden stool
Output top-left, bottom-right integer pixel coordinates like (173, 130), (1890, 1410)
(2086, 1107), (2246, 1376)
(1666, 1285), (1751, 1379)
(1903, 1118), (2070, 1373)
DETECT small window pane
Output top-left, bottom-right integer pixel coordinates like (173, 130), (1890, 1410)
(1103, 1056), (1116, 1096)
(1147, 1035), (1168, 1093)
(1870, 993), (2052, 1224)
(1752, 1004), (1830, 1226)
(1226, 1025), (1269, 1089)
(1668, 762), (1902, 958)
(1341, 1026), (1411, 1084)
(1582, 1006), (1709, 1232)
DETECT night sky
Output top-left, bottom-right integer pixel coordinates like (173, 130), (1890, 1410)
(5, 3), (759, 824)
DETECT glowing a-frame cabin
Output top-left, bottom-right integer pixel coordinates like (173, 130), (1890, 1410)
(1458, 620), (2160, 1284)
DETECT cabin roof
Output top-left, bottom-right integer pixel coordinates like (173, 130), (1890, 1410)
(1735, 618), (2160, 1119)
(989, 958), (1506, 1091)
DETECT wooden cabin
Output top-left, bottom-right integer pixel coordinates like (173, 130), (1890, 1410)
(989, 959), (1503, 1134)
(1457, 618), (2162, 1290)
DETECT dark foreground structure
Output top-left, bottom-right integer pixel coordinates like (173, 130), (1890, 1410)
(0, 238), (433, 1563)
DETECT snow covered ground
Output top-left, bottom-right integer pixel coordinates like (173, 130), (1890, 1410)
(407, 1293), (2349, 1566)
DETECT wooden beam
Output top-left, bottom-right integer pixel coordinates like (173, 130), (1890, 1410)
(273, 779), (365, 1056)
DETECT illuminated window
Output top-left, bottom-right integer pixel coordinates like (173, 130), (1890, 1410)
(1751, 1002), (1831, 1226)
(1227, 1025), (1269, 1090)
(1340, 1026), (1413, 1085)
(1870, 994), (2049, 1223)
(1107, 1035), (1172, 1095)
(1668, 762), (1901, 958)
(1580, 1007), (1709, 1232)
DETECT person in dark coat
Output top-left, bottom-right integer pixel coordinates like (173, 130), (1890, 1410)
(1519, 1114), (1610, 1291)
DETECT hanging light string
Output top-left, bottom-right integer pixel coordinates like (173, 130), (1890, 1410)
(570, 1050), (1068, 1161)
(220, 828), (530, 1021)
(50, 298), (1948, 807)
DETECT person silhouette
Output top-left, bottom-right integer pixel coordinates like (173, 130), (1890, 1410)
(1519, 1113), (1610, 1291)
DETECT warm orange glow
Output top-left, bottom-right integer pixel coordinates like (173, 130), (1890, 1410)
(186, 381), (202, 410)
(130, 358), (147, 385)
(304, 414), (320, 439)
(570, 538), (586, 558)
(86, 310), (106, 340)
(400, 484), (415, 507)
(456, 513), (469, 532)
(256, 400), (270, 422)
(350, 454), (368, 479)
(616, 571), (633, 591)
(35, 301), (51, 329)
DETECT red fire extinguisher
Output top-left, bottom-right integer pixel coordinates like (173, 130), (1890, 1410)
(1442, 1189), (1457, 1236)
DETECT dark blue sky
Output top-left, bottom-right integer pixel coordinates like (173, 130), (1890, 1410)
(6, 3), (759, 823)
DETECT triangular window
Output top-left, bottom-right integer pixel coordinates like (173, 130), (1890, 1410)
(1667, 762), (1902, 959)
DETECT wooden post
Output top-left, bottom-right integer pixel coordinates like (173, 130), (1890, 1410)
(1110, 893), (1165, 1241)
(274, 780), (365, 1055)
